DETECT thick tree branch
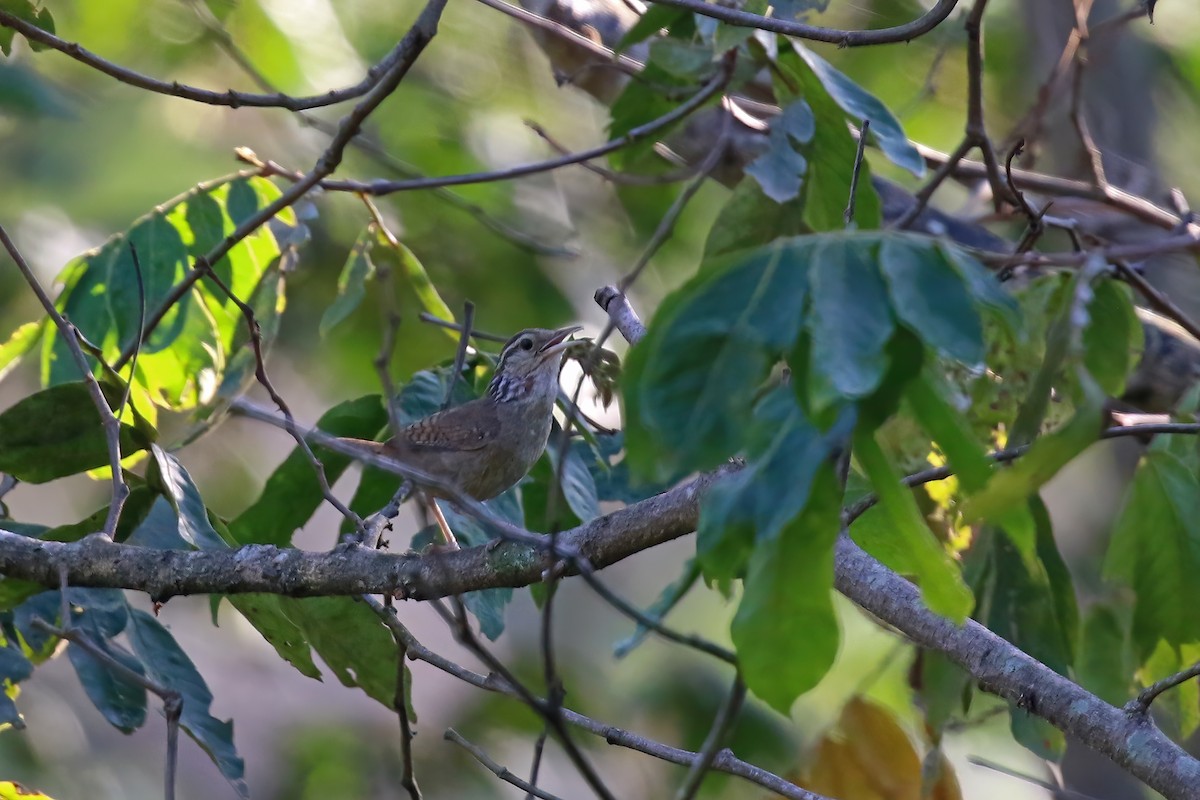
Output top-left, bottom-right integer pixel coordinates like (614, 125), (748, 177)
(0, 469), (724, 601)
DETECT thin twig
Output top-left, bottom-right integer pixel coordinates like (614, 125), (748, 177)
(444, 729), (567, 800)
(674, 675), (746, 800)
(417, 312), (507, 342)
(364, 597), (828, 800)
(394, 637), (422, 799)
(525, 729), (549, 800)
(637, 0), (958, 46)
(968, 757), (1099, 800)
(844, 118), (869, 227)
(0, 10), (413, 111)
(443, 302), (475, 411)
(0, 224), (129, 538)
(1128, 661), (1200, 715)
(118, 243), (147, 423)
(434, 598), (618, 800)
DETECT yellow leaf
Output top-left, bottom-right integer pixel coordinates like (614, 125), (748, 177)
(794, 698), (963, 800)
(0, 780), (56, 799)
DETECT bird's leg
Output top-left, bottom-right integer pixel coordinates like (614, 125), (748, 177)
(424, 494), (460, 549)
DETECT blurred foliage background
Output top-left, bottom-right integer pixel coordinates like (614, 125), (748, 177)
(0, 0), (1197, 797)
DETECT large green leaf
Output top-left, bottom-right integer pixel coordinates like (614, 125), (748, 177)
(227, 596), (398, 708)
(1105, 450), (1200, 657)
(624, 240), (812, 480)
(1075, 603), (1132, 706)
(731, 464), (842, 712)
(791, 42), (923, 177)
(1082, 279), (1142, 397)
(0, 381), (154, 483)
(698, 389), (847, 583)
(806, 237), (893, 399)
(126, 610), (248, 798)
(0, 0), (54, 56)
(41, 175), (294, 411)
(703, 178), (809, 261)
(744, 99), (813, 203)
(879, 240), (984, 367)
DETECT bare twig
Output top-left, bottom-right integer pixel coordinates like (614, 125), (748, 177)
(674, 675), (746, 800)
(0, 10), (415, 111)
(968, 757), (1099, 800)
(445, 729), (567, 800)
(525, 729), (549, 800)
(417, 312), (507, 342)
(444, 302), (475, 411)
(394, 637), (422, 799)
(844, 118), (870, 227)
(640, 0), (959, 46)
(1128, 661), (1200, 716)
(0, 224), (129, 538)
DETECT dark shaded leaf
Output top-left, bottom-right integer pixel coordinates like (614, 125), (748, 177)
(127, 610), (247, 797)
(147, 446), (226, 549)
(745, 100), (814, 202)
(0, 381), (154, 482)
(1083, 279), (1141, 396)
(1075, 603), (1132, 706)
(807, 237), (893, 399)
(879, 239), (985, 366)
(68, 639), (147, 733)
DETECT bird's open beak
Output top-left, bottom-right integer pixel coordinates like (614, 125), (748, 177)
(539, 325), (585, 357)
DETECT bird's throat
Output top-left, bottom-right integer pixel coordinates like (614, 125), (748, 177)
(488, 372), (537, 402)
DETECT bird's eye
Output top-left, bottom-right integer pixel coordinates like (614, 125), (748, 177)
(519, 338), (534, 351)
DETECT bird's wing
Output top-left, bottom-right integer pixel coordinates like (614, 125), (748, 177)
(391, 403), (498, 452)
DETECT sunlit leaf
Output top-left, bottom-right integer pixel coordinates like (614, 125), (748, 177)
(320, 227), (375, 337)
(0, 320), (42, 383)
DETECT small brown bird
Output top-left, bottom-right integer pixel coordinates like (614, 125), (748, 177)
(348, 325), (584, 546)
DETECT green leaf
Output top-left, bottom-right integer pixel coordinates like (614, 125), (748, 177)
(230, 395), (388, 546)
(320, 227), (375, 337)
(806, 237), (893, 398)
(904, 373), (992, 493)
(1083, 279), (1141, 396)
(1075, 603), (1132, 706)
(146, 446), (227, 549)
(624, 239), (813, 480)
(42, 175), (291, 411)
(0, 0), (54, 56)
(616, 4), (688, 51)
(436, 494), (522, 640)
(374, 233), (457, 341)
(776, 49), (881, 231)
(0, 381), (153, 482)
(39, 484), (159, 546)
(0, 320), (43, 383)
(703, 179), (809, 261)
(791, 42), (923, 176)
(126, 610), (247, 798)
(1105, 451), (1200, 657)
(68, 638), (147, 733)
(850, 429), (972, 621)
(698, 390), (847, 583)
(230, 597), (399, 707)
(545, 427), (600, 523)
(965, 377), (1106, 562)
(879, 240), (984, 366)
(745, 100), (814, 203)
(732, 464), (841, 712)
